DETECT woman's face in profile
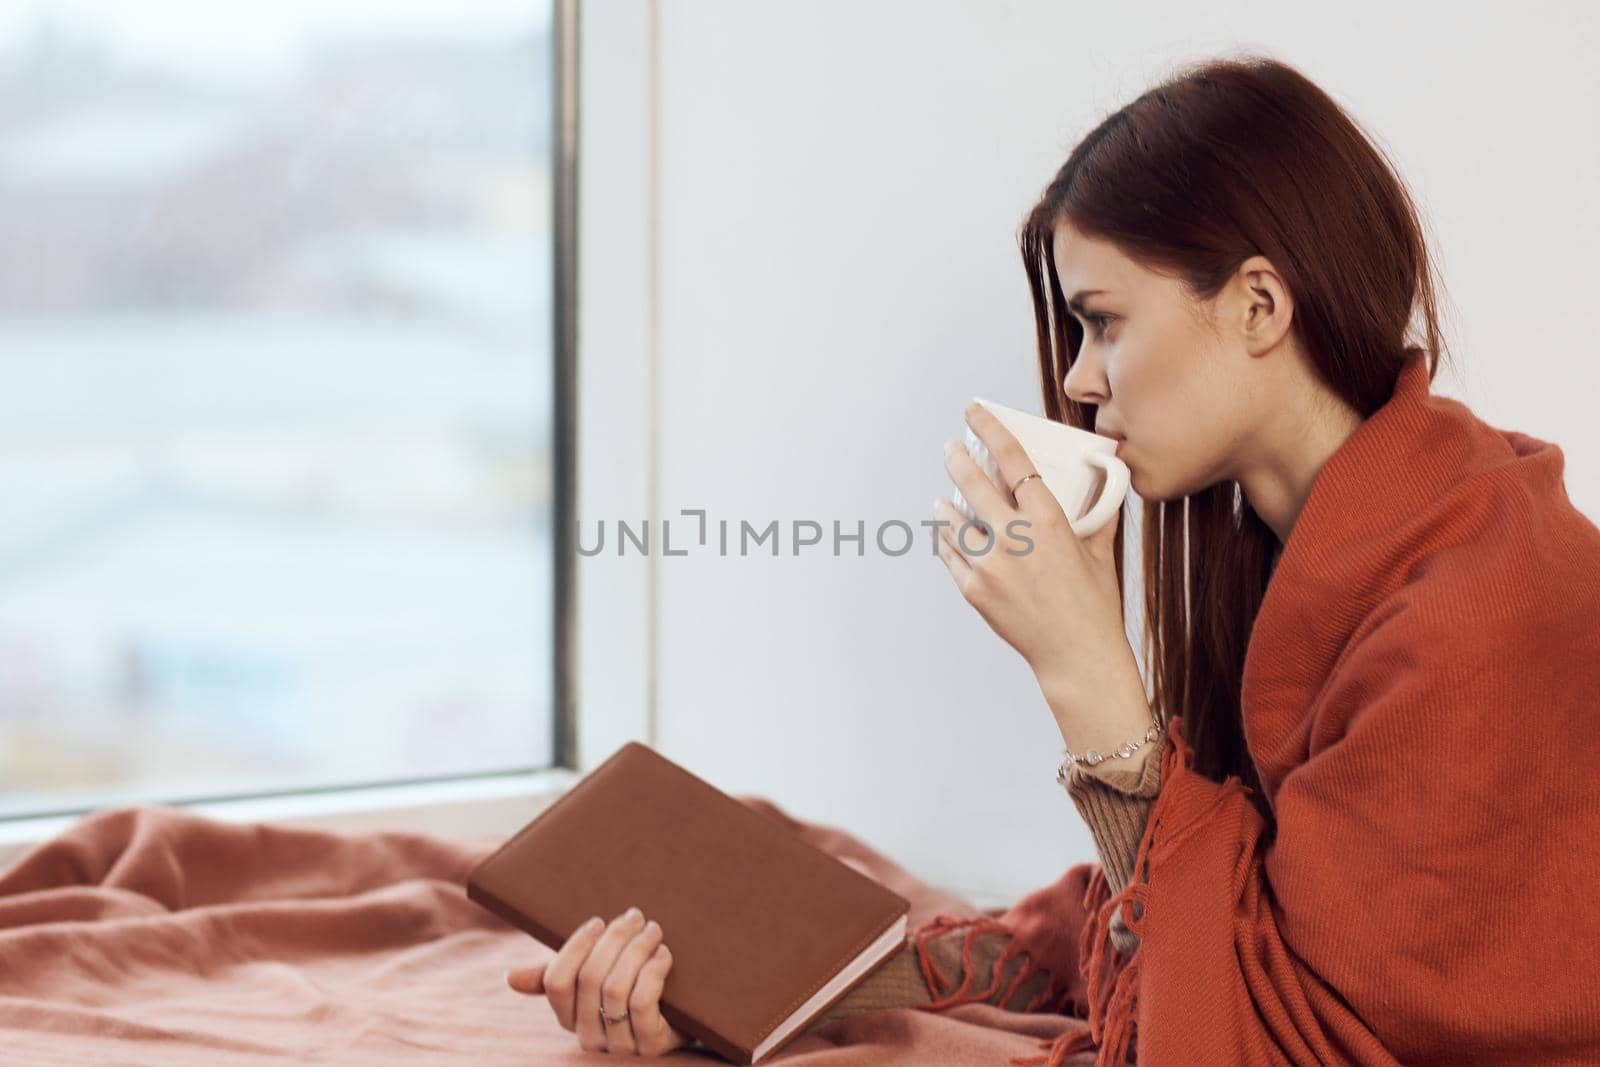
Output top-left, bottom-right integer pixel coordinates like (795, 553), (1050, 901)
(1051, 217), (1253, 503)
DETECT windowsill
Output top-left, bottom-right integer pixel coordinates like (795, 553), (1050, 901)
(0, 768), (579, 871)
(0, 768), (1029, 917)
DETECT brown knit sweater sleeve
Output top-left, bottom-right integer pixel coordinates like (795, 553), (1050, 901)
(1064, 747), (1164, 953)
(802, 751), (1165, 1037)
(1064, 748), (1164, 894)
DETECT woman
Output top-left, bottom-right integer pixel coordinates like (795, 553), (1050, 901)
(508, 52), (1600, 1065)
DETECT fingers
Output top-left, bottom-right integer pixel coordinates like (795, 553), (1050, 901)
(628, 943), (680, 1056)
(574, 907), (649, 1053)
(931, 498), (976, 587)
(959, 402), (1036, 514)
(506, 964), (545, 994)
(943, 437), (1012, 534)
(602, 917), (667, 1055)
(541, 916), (605, 1031)
(515, 908), (685, 1057)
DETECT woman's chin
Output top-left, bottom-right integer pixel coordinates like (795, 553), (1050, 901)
(1125, 466), (1147, 499)
(1132, 471), (1188, 506)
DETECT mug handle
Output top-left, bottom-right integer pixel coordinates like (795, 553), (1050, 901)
(1071, 450), (1130, 537)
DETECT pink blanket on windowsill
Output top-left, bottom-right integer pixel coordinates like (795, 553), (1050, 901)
(0, 798), (1103, 1066)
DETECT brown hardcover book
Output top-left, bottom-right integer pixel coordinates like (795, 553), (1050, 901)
(465, 741), (911, 1064)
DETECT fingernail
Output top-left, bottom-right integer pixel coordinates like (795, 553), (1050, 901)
(644, 920), (659, 935)
(585, 915), (603, 931)
(624, 906), (641, 921)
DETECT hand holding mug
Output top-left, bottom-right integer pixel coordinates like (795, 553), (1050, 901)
(933, 399), (1140, 714)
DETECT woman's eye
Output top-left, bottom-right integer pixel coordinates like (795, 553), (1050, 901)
(1085, 313), (1113, 339)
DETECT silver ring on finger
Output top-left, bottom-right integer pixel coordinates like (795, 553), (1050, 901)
(600, 1006), (630, 1025)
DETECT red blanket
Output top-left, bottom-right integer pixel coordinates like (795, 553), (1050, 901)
(0, 800), (1106, 1065)
(960, 352), (1600, 1066)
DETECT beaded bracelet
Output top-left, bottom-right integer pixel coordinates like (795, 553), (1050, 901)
(1055, 715), (1164, 785)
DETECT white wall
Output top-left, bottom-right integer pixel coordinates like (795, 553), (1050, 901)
(578, 0), (1600, 907)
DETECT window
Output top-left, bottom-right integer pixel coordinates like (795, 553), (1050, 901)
(0, 1), (565, 818)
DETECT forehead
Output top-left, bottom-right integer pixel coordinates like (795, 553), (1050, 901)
(1050, 220), (1136, 296)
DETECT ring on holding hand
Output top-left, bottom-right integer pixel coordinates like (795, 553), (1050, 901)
(1010, 471), (1042, 496)
(601, 1007), (630, 1025)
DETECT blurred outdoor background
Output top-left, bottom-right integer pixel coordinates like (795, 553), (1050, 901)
(0, 1), (556, 816)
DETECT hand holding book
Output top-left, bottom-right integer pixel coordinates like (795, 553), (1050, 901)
(506, 904), (693, 1057)
(466, 742), (910, 1064)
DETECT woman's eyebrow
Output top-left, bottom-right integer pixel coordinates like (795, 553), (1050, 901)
(1065, 289), (1108, 316)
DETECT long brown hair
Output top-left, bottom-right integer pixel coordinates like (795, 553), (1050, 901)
(1019, 53), (1452, 821)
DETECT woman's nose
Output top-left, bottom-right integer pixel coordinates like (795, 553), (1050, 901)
(1062, 361), (1109, 407)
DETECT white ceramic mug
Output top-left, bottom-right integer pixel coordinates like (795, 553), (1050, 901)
(950, 398), (1130, 538)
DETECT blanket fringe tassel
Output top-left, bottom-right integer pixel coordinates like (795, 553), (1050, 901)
(907, 714), (1197, 1067)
